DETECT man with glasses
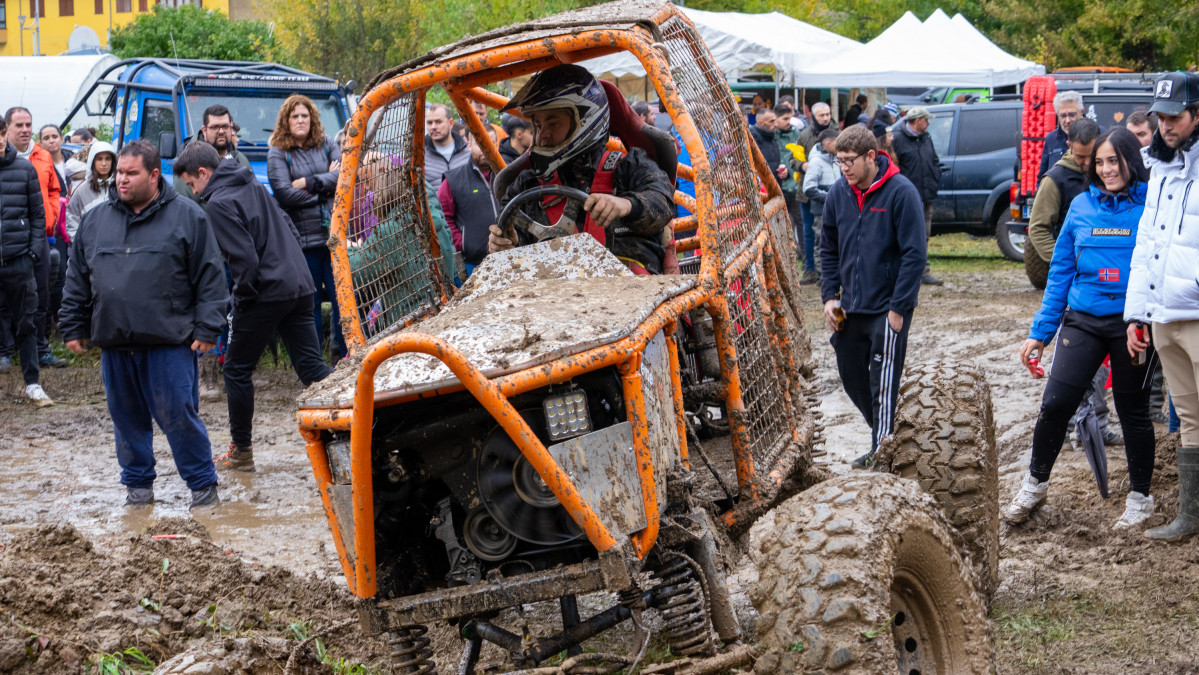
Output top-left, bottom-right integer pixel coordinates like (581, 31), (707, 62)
(819, 126), (927, 469)
(1038, 91), (1086, 183)
(174, 105), (252, 203)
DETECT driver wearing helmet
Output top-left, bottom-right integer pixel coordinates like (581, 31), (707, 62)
(487, 65), (676, 274)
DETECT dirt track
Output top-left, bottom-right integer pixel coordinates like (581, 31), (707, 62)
(1, 251), (1196, 673)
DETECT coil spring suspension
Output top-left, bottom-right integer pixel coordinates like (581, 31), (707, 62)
(651, 552), (715, 657)
(388, 624), (437, 674)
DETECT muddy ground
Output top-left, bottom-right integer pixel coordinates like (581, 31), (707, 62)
(1, 237), (1196, 673)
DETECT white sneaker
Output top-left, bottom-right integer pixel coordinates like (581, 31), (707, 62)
(25, 384), (54, 407)
(1114, 492), (1154, 530)
(1004, 475), (1048, 523)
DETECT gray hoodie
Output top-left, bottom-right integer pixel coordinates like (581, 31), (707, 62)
(65, 141), (116, 241)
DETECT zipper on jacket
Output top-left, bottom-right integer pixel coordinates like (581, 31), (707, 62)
(1179, 180), (1193, 235)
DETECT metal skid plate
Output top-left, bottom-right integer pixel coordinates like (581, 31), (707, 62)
(548, 421), (646, 537)
(640, 331), (680, 514)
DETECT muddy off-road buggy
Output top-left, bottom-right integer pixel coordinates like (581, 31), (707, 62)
(295, 2), (999, 672)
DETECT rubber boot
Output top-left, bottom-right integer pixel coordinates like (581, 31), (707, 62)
(1146, 446), (1199, 542)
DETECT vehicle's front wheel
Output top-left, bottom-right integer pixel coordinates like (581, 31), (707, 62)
(749, 473), (995, 674)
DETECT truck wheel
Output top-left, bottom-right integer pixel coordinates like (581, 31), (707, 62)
(1023, 243), (1049, 290)
(995, 216), (1024, 262)
(874, 362), (1000, 603)
(749, 473), (994, 674)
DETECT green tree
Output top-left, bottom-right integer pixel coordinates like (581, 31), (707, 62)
(108, 4), (280, 62)
(270, 0), (599, 86)
(268, 0), (420, 88)
(984, 0), (1199, 71)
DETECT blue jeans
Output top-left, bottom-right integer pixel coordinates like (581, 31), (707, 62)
(1170, 395), (1181, 433)
(304, 248), (347, 359)
(101, 345), (217, 491)
(800, 201), (816, 271)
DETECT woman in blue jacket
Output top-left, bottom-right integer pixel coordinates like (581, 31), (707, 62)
(1008, 127), (1157, 529)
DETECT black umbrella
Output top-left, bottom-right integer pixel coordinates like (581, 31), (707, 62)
(1074, 386), (1110, 499)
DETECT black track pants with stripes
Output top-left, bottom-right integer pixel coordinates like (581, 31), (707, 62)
(831, 310), (912, 452)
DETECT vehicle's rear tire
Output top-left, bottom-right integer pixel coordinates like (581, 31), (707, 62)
(749, 473), (994, 674)
(995, 218), (1024, 262)
(1024, 242), (1049, 290)
(874, 361), (1000, 603)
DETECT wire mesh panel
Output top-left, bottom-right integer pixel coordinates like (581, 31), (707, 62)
(725, 262), (793, 471)
(657, 15), (765, 264)
(340, 92), (446, 341)
(767, 204), (801, 299)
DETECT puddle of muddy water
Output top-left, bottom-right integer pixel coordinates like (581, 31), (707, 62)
(0, 371), (342, 579)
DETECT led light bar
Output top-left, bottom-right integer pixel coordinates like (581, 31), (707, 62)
(544, 391), (591, 442)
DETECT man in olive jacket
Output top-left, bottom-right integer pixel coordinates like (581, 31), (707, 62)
(59, 141), (227, 509)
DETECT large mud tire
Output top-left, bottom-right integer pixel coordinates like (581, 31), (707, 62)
(749, 473), (994, 674)
(1024, 243), (1049, 290)
(874, 361), (1000, 603)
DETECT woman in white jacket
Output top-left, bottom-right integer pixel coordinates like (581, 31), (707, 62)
(802, 129), (841, 226)
(1125, 73), (1199, 541)
(64, 141), (116, 241)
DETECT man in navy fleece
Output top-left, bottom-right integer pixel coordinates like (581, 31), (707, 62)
(819, 125), (927, 469)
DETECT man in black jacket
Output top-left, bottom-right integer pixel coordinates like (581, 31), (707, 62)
(1037, 90), (1085, 182)
(438, 127), (499, 278)
(499, 114), (532, 165)
(174, 104), (252, 203)
(175, 141), (333, 473)
(890, 106), (944, 285)
(60, 141), (227, 508)
(749, 108), (788, 183)
(821, 126), (926, 469)
(0, 118), (52, 406)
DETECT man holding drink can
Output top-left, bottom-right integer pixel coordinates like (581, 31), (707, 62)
(1126, 72), (1199, 541)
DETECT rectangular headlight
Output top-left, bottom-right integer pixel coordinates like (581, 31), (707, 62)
(544, 390), (591, 442)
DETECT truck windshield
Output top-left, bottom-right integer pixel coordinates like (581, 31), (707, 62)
(183, 91), (344, 146)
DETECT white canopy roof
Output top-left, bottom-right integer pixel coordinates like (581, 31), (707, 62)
(0, 55), (119, 129)
(583, 7), (860, 87)
(793, 9), (1044, 88)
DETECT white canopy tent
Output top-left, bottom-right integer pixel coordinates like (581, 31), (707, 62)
(579, 7), (860, 98)
(793, 9), (1043, 88)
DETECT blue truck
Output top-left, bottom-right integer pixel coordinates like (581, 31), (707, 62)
(61, 58), (355, 190)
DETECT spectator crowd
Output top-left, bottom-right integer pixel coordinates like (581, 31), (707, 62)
(3, 67), (1197, 543)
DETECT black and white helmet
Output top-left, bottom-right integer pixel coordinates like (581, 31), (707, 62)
(502, 65), (609, 178)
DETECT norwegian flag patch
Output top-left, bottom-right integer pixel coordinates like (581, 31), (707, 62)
(1099, 268), (1120, 282)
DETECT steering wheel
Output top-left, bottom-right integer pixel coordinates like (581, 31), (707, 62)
(496, 185), (593, 243)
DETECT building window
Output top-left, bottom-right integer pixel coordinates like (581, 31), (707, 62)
(32, 0), (45, 17)
(94, 0), (102, 12)
(59, 0), (73, 15)
(115, 0), (130, 11)
(137, 0), (144, 10)
(0, 0), (6, 29)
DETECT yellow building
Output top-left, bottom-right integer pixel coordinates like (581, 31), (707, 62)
(0, 0), (256, 57)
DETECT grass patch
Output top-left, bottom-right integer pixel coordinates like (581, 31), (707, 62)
(992, 589), (1199, 672)
(928, 233), (1017, 274)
